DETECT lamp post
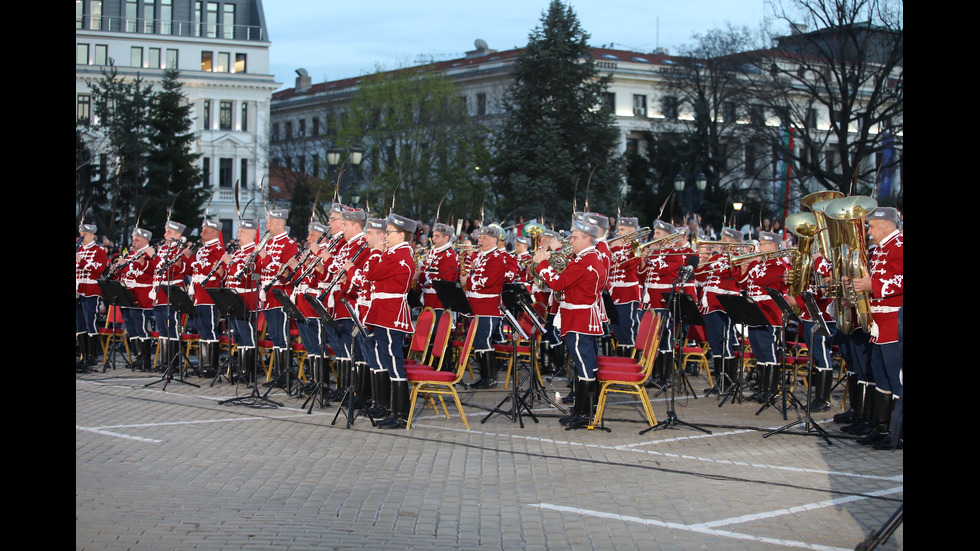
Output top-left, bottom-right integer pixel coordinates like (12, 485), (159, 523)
(326, 143), (365, 206)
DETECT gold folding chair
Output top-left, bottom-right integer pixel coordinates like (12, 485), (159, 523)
(406, 316), (478, 430)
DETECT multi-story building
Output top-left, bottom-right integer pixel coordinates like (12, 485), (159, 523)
(76, 0), (280, 239)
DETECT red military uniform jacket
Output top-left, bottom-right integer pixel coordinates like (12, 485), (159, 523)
(289, 250), (325, 319)
(189, 238), (225, 306)
(639, 245), (696, 310)
(117, 246), (154, 308)
(226, 242), (259, 311)
(791, 256), (835, 323)
(150, 240), (191, 307)
(349, 248), (384, 322)
(738, 256), (790, 326)
(328, 233), (369, 321)
(76, 241), (108, 297)
(317, 233), (349, 316)
(255, 232), (298, 309)
(536, 245), (607, 336)
(697, 252), (740, 314)
(867, 230), (903, 344)
(465, 248), (507, 317)
(418, 242), (459, 310)
(608, 243), (641, 305)
(363, 242), (415, 333)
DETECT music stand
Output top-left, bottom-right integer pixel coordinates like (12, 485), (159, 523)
(300, 293), (337, 414)
(332, 299), (370, 428)
(217, 288), (283, 410)
(433, 280), (473, 372)
(97, 279), (136, 372)
(715, 294), (769, 407)
(640, 290), (711, 436)
(257, 289), (304, 398)
(507, 286), (565, 414)
(764, 291), (834, 445)
(145, 285), (200, 390)
(481, 302), (537, 427)
(755, 288), (803, 418)
(205, 288), (248, 387)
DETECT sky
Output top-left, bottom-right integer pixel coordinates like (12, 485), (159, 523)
(262, 1), (789, 91)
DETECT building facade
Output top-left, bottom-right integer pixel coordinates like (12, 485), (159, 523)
(76, 0), (280, 239)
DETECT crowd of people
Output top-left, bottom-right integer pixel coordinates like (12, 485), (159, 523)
(77, 200), (902, 444)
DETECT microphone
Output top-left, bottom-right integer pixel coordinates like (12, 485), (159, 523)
(678, 255), (700, 284)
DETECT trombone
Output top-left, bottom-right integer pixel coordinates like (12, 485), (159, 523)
(691, 236), (756, 254)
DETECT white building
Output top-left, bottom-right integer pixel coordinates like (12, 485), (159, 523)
(76, 0), (280, 239)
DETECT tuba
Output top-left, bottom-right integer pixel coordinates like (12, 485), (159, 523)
(820, 195), (877, 335)
(785, 212), (819, 296)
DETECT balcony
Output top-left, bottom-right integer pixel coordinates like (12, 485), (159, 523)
(77, 16), (265, 41)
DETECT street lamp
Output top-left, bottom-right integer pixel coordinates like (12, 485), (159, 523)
(326, 143), (365, 206)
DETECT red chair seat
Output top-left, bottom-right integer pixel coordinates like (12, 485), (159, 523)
(291, 342), (306, 352)
(407, 370), (457, 383)
(257, 339), (274, 348)
(597, 370), (647, 383)
(182, 333), (200, 341)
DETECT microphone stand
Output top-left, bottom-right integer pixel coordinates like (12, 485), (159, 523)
(640, 261), (711, 436)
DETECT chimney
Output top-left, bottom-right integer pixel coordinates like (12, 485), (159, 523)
(295, 68), (312, 91)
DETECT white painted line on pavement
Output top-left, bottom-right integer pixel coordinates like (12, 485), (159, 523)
(76, 425), (162, 443)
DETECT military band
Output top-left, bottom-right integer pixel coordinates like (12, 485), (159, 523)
(80, 196), (901, 445)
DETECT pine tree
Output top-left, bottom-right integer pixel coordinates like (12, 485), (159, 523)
(146, 68), (206, 232)
(493, 0), (623, 226)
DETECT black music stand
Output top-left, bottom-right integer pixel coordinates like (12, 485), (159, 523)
(217, 287), (284, 409)
(332, 299), (368, 428)
(715, 294), (769, 407)
(145, 285), (200, 390)
(764, 292), (834, 445)
(755, 288), (802, 418)
(97, 279), (136, 372)
(640, 290), (711, 436)
(506, 285), (566, 415)
(263, 289), (305, 398)
(481, 302), (537, 427)
(301, 293), (338, 414)
(205, 288), (247, 387)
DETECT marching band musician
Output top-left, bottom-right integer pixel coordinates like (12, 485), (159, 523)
(361, 214), (417, 429)
(512, 235), (533, 293)
(332, 208), (372, 404)
(606, 217), (643, 356)
(348, 217), (389, 418)
(787, 254), (837, 412)
(112, 228), (155, 371)
(696, 228), (744, 391)
(288, 220), (329, 395)
(463, 224), (509, 389)
(736, 231), (791, 404)
(76, 223), (108, 367)
(533, 219), (608, 429)
(638, 220), (697, 383)
(536, 229), (565, 375)
(188, 219), (226, 376)
(577, 213), (613, 355)
(150, 220), (191, 372)
(221, 219), (260, 382)
(255, 209), (299, 376)
(849, 207), (903, 449)
(316, 203), (349, 397)
(417, 222), (461, 327)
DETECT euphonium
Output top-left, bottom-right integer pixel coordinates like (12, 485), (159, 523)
(785, 212), (819, 296)
(821, 195), (877, 335)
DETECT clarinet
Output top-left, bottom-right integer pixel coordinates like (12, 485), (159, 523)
(316, 242), (368, 302)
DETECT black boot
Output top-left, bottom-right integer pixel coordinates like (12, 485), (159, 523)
(842, 383), (875, 435)
(240, 347), (257, 385)
(368, 370), (391, 418)
(858, 390), (893, 445)
(835, 375), (863, 424)
(560, 378), (587, 426)
(140, 339), (154, 372)
(86, 333), (101, 366)
(378, 380), (408, 429)
(834, 373), (861, 424)
(471, 352), (497, 389)
(809, 368), (834, 412)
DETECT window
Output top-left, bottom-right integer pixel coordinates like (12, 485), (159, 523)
(234, 53), (247, 73)
(240, 102), (248, 131)
(125, 0), (137, 32)
(223, 4), (236, 39)
(825, 145), (839, 174)
(476, 93), (487, 116)
(130, 47), (143, 68)
(298, 119), (306, 137)
(143, 0), (155, 33)
(148, 48), (161, 69)
(632, 94), (647, 117)
(312, 117), (319, 136)
(219, 158), (233, 188)
(201, 51), (213, 71)
(749, 104), (765, 126)
(745, 144), (757, 174)
(297, 157), (306, 175)
(161, 0), (173, 34)
(312, 154), (320, 178)
(217, 52), (230, 72)
(94, 44), (108, 65)
(723, 102), (737, 123)
(77, 44), (89, 65)
(240, 159), (249, 189)
(272, 123), (279, 142)
(602, 93), (616, 114)
(203, 100), (211, 130)
(206, 2), (219, 38)
(625, 138), (639, 155)
(805, 108), (818, 130)
(219, 101), (232, 130)
(90, 1), (103, 30)
(165, 49), (178, 69)
(285, 121), (293, 140)
(202, 157), (211, 187)
(661, 96), (677, 120)
(77, 94), (91, 123)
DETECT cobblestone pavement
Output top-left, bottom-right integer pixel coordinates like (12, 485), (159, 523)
(77, 359), (903, 550)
